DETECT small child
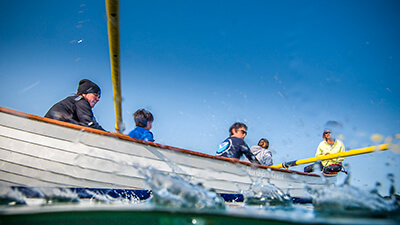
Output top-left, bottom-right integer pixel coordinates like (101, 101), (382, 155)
(250, 138), (273, 166)
(128, 109), (154, 142)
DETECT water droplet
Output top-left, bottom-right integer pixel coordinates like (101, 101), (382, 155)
(387, 134), (400, 154)
(389, 142), (400, 154)
(370, 134), (383, 143)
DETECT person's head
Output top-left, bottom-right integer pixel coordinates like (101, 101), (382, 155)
(77, 79), (101, 108)
(134, 109), (154, 130)
(322, 129), (332, 140)
(229, 122), (247, 139)
(258, 138), (269, 149)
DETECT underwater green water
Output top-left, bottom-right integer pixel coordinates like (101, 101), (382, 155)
(0, 209), (295, 225)
(1, 202), (399, 225)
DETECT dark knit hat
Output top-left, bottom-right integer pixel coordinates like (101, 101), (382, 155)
(77, 79), (101, 96)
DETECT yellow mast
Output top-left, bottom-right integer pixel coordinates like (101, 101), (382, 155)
(106, 0), (124, 133)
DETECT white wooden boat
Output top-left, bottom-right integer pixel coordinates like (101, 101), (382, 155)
(0, 107), (335, 202)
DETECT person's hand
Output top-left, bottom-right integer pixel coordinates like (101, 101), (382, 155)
(283, 162), (290, 169)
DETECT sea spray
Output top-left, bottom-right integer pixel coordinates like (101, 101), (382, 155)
(140, 167), (225, 210)
(84, 189), (140, 204)
(307, 172), (399, 217)
(243, 181), (292, 207)
(0, 185), (26, 205)
(32, 187), (79, 204)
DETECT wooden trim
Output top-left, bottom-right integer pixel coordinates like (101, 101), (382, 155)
(0, 106), (323, 177)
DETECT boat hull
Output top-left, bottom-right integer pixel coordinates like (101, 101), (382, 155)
(0, 107), (335, 201)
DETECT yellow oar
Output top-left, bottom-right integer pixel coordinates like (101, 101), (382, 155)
(271, 143), (390, 169)
(106, 0), (124, 133)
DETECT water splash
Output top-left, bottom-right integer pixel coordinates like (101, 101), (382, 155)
(85, 189), (140, 204)
(32, 187), (79, 205)
(0, 185), (26, 205)
(140, 167), (225, 210)
(243, 181), (292, 207)
(307, 173), (399, 217)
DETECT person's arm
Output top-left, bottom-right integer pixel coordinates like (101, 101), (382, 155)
(75, 99), (106, 131)
(241, 144), (260, 164)
(264, 151), (273, 166)
(88, 116), (106, 131)
(315, 142), (323, 157)
(337, 141), (345, 162)
(340, 141), (345, 152)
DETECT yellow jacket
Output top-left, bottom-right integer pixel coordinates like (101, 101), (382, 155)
(315, 139), (345, 167)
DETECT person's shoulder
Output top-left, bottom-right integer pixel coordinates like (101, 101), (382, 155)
(66, 95), (78, 100)
(230, 136), (244, 142)
(250, 145), (258, 149)
(128, 128), (136, 136)
(129, 126), (144, 138)
(250, 145), (262, 153)
(131, 126), (144, 132)
(318, 140), (326, 145)
(74, 96), (91, 107)
(54, 95), (75, 104)
(335, 139), (344, 145)
(317, 141), (326, 149)
(228, 137), (241, 144)
(219, 138), (231, 146)
(250, 145), (262, 150)
(74, 95), (87, 103)
(143, 129), (153, 135)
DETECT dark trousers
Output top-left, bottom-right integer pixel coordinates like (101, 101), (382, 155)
(304, 162), (342, 174)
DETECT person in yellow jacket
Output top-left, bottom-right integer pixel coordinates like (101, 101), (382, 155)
(304, 129), (345, 174)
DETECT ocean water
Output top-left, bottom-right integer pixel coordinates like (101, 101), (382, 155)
(0, 168), (399, 225)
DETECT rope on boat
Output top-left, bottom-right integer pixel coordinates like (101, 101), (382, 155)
(106, 0), (124, 133)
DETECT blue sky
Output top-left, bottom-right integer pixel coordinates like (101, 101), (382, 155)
(1, 0), (399, 195)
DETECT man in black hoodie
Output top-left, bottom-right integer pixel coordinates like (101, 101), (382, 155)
(45, 79), (105, 131)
